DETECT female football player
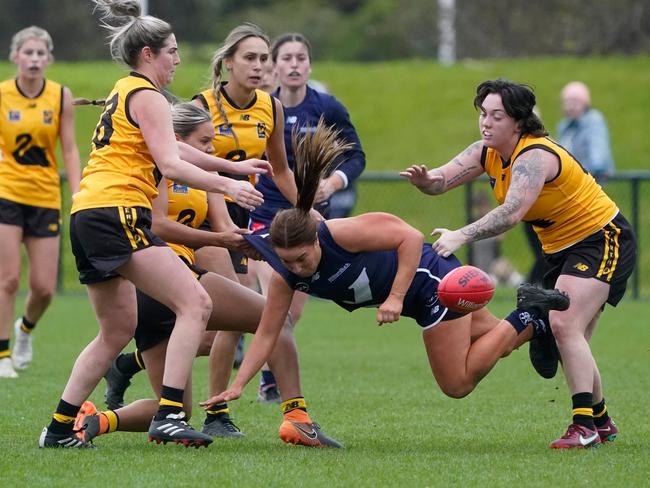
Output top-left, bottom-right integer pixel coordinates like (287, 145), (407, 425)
(0, 26), (81, 378)
(401, 79), (635, 448)
(39, 0), (270, 449)
(248, 32), (367, 401)
(75, 102), (341, 449)
(201, 122), (569, 437)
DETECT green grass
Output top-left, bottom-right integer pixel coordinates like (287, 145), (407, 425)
(1, 294), (650, 486)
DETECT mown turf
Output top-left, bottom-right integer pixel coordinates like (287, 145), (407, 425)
(1, 294), (649, 487)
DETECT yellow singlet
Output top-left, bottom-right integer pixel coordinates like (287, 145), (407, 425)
(195, 85), (275, 202)
(0, 78), (63, 208)
(481, 135), (618, 253)
(71, 72), (161, 213)
(165, 179), (208, 265)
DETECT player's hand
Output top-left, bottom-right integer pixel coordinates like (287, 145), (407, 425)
(377, 294), (403, 325)
(200, 386), (243, 410)
(215, 228), (250, 251)
(315, 175), (342, 204)
(431, 228), (465, 258)
(227, 180), (264, 211)
(399, 164), (443, 193)
(230, 158), (274, 177)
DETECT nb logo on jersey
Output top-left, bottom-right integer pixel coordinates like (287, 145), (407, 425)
(573, 262), (589, 272)
(240, 114), (250, 121)
(286, 115), (297, 124)
(43, 110), (53, 125)
(27, 103), (37, 109)
(8, 110), (21, 121)
(296, 282), (310, 293)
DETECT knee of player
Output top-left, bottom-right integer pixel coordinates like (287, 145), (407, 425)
(0, 274), (20, 295)
(179, 288), (213, 323)
(439, 381), (473, 399)
(548, 312), (576, 341)
(29, 282), (55, 303)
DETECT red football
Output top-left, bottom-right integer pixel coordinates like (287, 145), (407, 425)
(437, 265), (495, 313)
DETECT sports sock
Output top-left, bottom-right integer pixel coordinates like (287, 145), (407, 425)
(572, 392), (595, 429)
(261, 369), (277, 388)
(281, 397), (311, 423)
(115, 350), (145, 376)
(154, 385), (184, 420)
(96, 410), (120, 435)
(48, 399), (81, 435)
(505, 309), (537, 334)
(0, 339), (10, 359)
(205, 403), (229, 423)
(592, 398), (611, 428)
(20, 316), (36, 333)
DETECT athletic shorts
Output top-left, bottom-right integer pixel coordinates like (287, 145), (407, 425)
(134, 258), (208, 352)
(226, 201), (249, 274)
(0, 197), (60, 237)
(543, 212), (637, 306)
(403, 246), (468, 330)
(70, 206), (166, 285)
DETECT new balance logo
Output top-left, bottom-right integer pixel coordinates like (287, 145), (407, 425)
(573, 262), (589, 272)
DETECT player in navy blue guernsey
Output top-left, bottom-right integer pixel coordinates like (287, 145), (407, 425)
(201, 122), (569, 436)
(249, 33), (366, 402)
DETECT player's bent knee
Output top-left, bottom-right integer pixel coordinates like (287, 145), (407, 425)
(0, 275), (20, 295)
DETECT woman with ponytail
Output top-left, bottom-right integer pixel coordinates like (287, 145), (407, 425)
(401, 79), (636, 449)
(201, 121), (570, 446)
(39, 0), (271, 449)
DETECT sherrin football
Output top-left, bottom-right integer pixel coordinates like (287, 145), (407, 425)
(437, 265), (495, 313)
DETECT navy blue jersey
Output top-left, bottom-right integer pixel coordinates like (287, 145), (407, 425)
(245, 222), (466, 329)
(251, 86), (365, 226)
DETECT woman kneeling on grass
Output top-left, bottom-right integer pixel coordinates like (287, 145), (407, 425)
(73, 103), (341, 449)
(201, 120), (569, 440)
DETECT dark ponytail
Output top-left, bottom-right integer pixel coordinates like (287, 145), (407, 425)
(270, 118), (352, 248)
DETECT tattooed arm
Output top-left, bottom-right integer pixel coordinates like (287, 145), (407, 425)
(431, 149), (557, 257)
(400, 141), (485, 195)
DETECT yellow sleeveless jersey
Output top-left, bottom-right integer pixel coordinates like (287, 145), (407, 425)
(71, 72), (161, 213)
(0, 78), (63, 208)
(195, 85), (275, 202)
(165, 179), (208, 264)
(482, 135), (618, 253)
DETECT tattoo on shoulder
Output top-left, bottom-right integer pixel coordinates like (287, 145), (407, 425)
(511, 150), (546, 190)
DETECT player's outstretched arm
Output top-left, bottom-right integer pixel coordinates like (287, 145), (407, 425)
(201, 272), (294, 408)
(400, 141), (485, 195)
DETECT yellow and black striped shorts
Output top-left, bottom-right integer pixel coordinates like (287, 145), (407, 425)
(543, 212), (637, 306)
(70, 206), (166, 284)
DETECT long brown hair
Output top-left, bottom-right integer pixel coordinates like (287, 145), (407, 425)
(270, 118), (352, 248)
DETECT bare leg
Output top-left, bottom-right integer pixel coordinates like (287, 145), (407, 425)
(23, 236), (59, 324)
(422, 307), (532, 398)
(0, 225), (22, 344)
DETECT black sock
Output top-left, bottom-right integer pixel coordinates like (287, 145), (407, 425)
(155, 385), (184, 420)
(205, 403), (229, 423)
(505, 309), (535, 334)
(20, 316), (36, 333)
(593, 398), (610, 427)
(116, 351), (145, 376)
(572, 392), (595, 429)
(48, 399), (81, 435)
(0, 339), (9, 359)
(261, 370), (276, 387)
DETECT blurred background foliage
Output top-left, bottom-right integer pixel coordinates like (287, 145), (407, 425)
(0, 0), (648, 62)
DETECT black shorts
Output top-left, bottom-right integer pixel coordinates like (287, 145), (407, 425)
(226, 201), (250, 274)
(543, 212), (637, 306)
(134, 258), (208, 352)
(70, 206), (167, 285)
(0, 198), (60, 237)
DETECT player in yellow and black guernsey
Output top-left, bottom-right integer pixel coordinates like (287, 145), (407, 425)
(0, 27), (81, 378)
(41, 5), (268, 450)
(192, 23), (298, 275)
(402, 79), (636, 449)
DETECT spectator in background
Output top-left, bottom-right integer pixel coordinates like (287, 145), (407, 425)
(557, 81), (615, 183)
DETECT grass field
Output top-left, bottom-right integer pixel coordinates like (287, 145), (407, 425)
(1, 294), (649, 487)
